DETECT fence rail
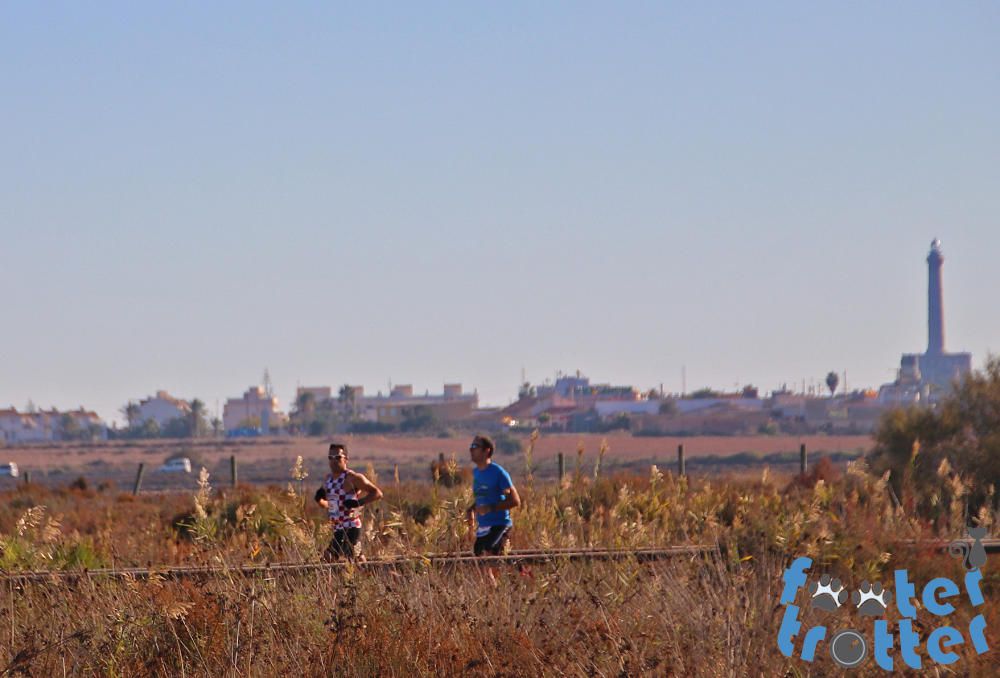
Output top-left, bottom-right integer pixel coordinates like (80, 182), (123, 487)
(0, 545), (716, 582)
(2, 539), (996, 582)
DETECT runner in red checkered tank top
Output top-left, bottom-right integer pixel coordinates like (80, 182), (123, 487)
(314, 443), (383, 560)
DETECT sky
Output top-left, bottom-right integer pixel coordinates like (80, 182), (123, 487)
(2, 2), (999, 425)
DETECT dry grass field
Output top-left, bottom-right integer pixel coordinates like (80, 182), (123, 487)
(1, 452), (997, 676)
(0, 433), (871, 489)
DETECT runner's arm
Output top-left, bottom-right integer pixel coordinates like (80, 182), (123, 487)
(314, 486), (328, 509)
(348, 472), (383, 506)
(474, 485), (521, 515)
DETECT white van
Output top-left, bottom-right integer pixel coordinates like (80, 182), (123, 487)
(157, 457), (192, 473)
(0, 462), (19, 478)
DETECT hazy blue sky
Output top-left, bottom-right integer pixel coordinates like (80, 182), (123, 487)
(2, 2), (999, 424)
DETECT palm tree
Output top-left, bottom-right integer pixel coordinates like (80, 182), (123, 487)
(121, 401), (141, 430)
(189, 399), (208, 438)
(825, 372), (840, 397)
(338, 384), (357, 420)
(293, 391), (317, 434)
(296, 391), (316, 417)
(57, 413), (81, 441)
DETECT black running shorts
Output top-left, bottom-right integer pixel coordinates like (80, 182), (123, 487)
(473, 525), (511, 556)
(325, 527), (361, 560)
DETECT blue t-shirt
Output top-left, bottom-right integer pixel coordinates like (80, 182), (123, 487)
(473, 462), (514, 527)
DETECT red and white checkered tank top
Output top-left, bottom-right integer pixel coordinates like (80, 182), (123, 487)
(325, 471), (362, 530)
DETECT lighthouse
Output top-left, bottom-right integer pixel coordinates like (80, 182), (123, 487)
(880, 240), (972, 405)
(927, 239), (945, 356)
(908, 240), (971, 394)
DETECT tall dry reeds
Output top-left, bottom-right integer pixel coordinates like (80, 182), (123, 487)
(1, 457), (999, 675)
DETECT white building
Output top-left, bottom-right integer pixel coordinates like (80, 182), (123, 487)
(136, 391), (191, 429)
(294, 383), (480, 425)
(594, 400), (662, 419)
(0, 408), (47, 442)
(0, 407), (106, 442)
(223, 386), (286, 433)
(675, 397), (764, 415)
(356, 384), (479, 425)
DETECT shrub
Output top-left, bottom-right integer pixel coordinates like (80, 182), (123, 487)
(348, 421), (396, 434)
(869, 355), (1000, 518)
(430, 456), (470, 487)
(494, 432), (522, 456)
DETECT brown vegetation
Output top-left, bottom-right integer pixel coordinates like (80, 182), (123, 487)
(1, 449), (997, 675)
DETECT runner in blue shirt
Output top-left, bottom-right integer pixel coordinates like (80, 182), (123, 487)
(465, 435), (521, 556)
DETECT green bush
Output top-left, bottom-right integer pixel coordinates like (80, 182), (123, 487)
(494, 432), (522, 456)
(869, 355), (1000, 520)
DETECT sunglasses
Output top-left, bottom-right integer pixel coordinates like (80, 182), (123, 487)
(328, 454), (347, 460)
(469, 443), (482, 450)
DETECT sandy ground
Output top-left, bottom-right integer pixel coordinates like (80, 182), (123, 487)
(0, 432), (871, 490)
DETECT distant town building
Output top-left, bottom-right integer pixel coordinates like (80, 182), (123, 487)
(769, 391), (808, 419)
(501, 372), (646, 431)
(535, 372), (640, 402)
(594, 400), (661, 418)
(295, 383), (479, 426)
(295, 386), (332, 403)
(633, 400), (773, 436)
(136, 390), (191, 429)
(877, 355), (924, 406)
(362, 383), (478, 425)
(0, 407), (106, 442)
(223, 386), (286, 433)
(675, 396), (764, 415)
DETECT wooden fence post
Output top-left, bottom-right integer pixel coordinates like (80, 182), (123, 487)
(133, 463), (145, 495)
(800, 443), (807, 476)
(678, 444), (686, 477)
(230, 455), (238, 488)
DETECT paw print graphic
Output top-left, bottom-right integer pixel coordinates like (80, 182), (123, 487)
(809, 574), (848, 612)
(851, 581), (892, 617)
